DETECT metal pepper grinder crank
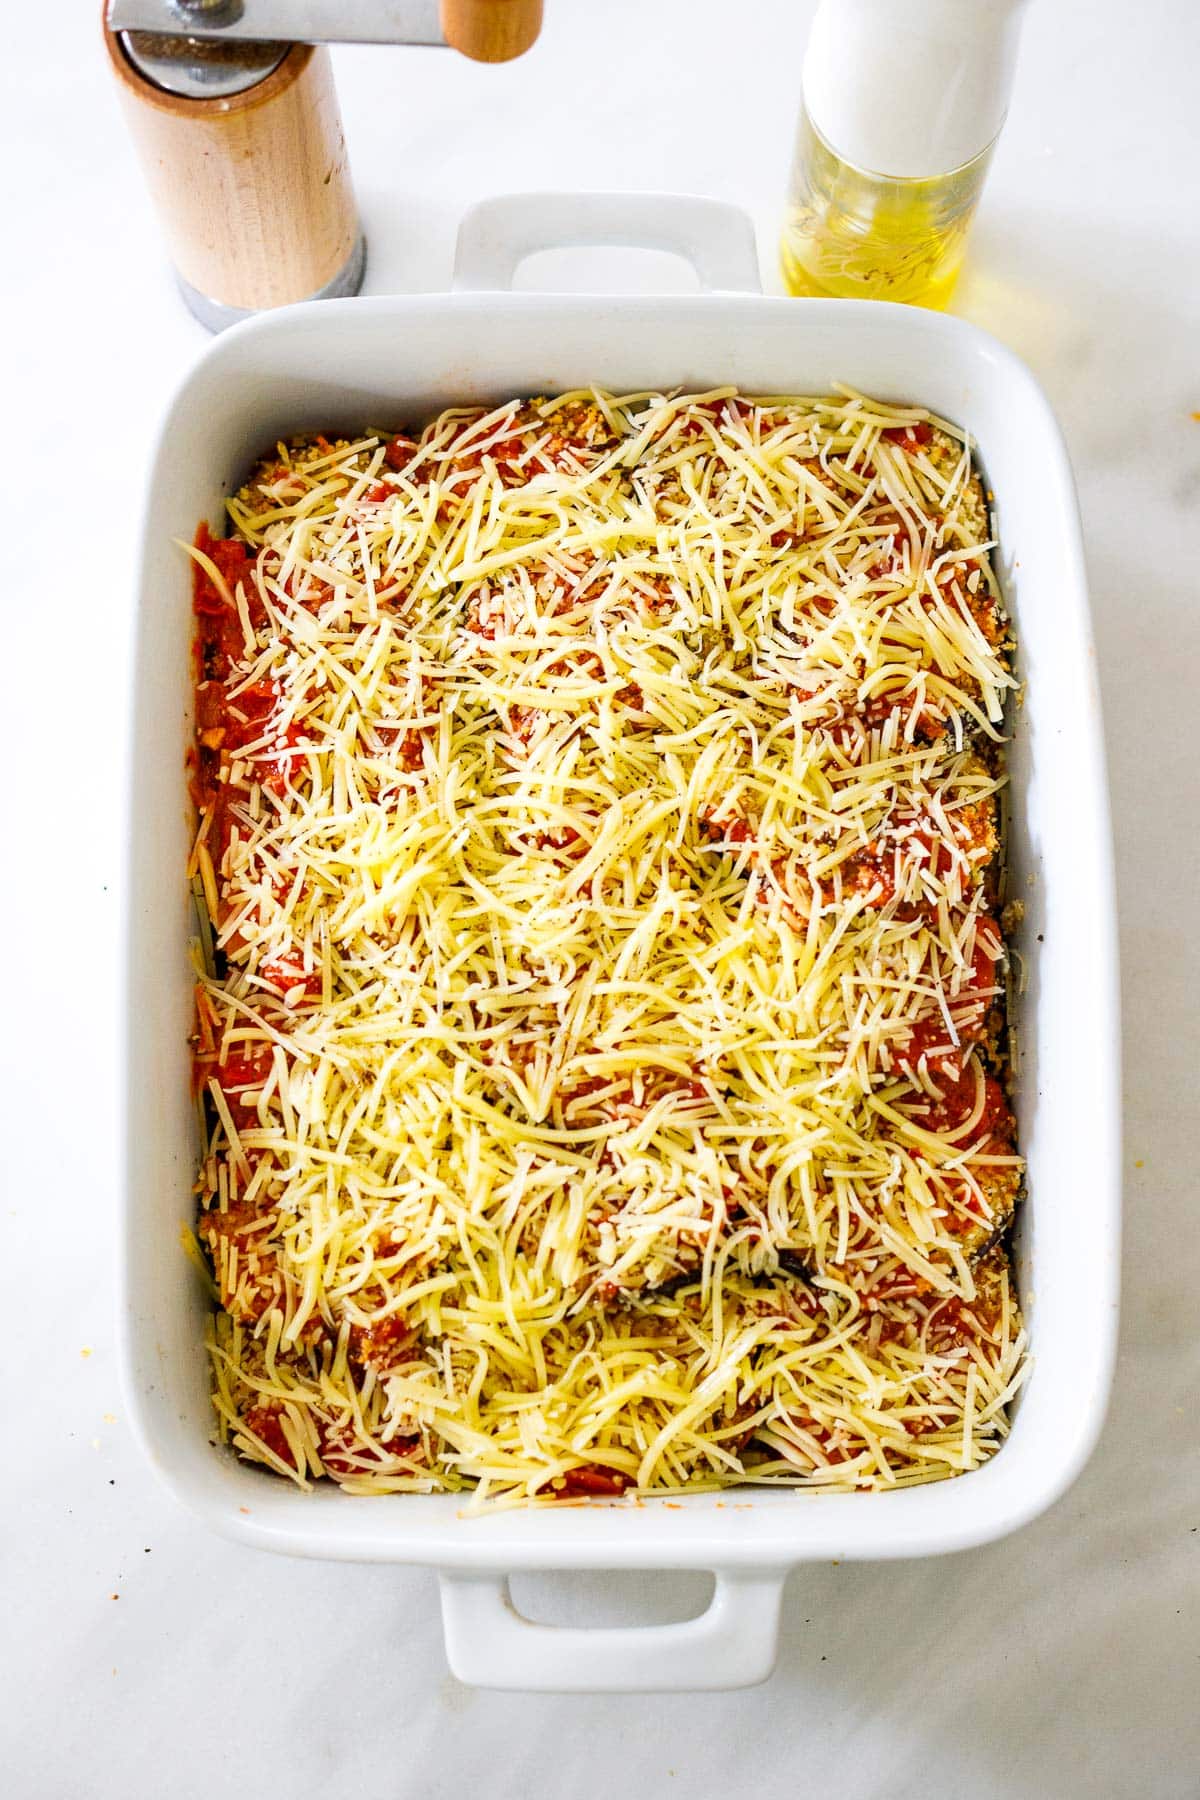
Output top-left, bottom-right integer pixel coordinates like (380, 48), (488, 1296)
(104, 1), (544, 330)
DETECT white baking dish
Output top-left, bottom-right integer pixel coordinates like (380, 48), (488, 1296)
(122, 193), (1120, 1692)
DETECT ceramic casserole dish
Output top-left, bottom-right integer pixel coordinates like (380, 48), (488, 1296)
(122, 194), (1120, 1691)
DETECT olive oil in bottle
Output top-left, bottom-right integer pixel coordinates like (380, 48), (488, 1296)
(782, 0), (1029, 310)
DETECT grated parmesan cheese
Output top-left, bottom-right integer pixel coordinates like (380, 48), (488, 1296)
(189, 389), (1027, 1502)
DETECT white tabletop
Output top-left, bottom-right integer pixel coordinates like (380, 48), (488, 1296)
(6, 1), (1198, 1793)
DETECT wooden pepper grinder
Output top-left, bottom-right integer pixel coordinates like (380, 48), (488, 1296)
(104, 0), (543, 329)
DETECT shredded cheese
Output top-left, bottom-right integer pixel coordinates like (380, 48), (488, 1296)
(190, 389), (1027, 1502)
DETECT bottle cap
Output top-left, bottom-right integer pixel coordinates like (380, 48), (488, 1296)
(803, 0), (1029, 179)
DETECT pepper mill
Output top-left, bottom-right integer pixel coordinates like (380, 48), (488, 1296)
(104, 0), (544, 329)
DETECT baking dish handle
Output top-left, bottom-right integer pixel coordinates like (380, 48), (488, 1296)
(438, 1567), (786, 1691)
(451, 191), (762, 294)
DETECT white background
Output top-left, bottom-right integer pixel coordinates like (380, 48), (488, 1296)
(4, 2), (1198, 1794)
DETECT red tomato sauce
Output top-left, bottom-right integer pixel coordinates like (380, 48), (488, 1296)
(907, 1060), (1013, 1142)
(242, 1405), (294, 1468)
(551, 1465), (632, 1498)
(882, 421), (933, 451)
(194, 1038), (276, 1129)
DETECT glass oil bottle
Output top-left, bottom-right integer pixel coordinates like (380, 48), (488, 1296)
(782, 0), (1030, 310)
